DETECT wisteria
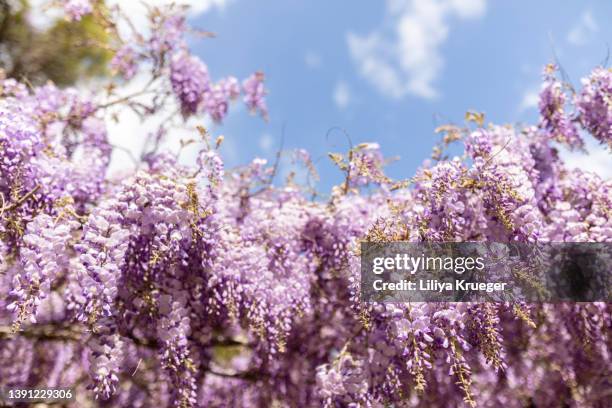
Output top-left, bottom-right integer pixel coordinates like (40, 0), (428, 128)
(0, 2), (611, 408)
(110, 46), (139, 81)
(243, 72), (269, 120)
(63, 0), (93, 22)
(538, 64), (583, 149)
(170, 52), (211, 116)
(576, 67), (612, 147)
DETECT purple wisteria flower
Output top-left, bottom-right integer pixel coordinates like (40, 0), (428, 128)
(538, 65), (584, 149)
(110, 45), (138, 80)
(63, 0), (92, 21)
(242, 71), (268, 119)
(0, 3), (610, 406)
(170, 52), (210, 116)
(576, 67), (612, 147)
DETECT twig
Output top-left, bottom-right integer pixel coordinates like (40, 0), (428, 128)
(2, 185), (40, 214)
(249, 123), (286, 198)
(481, 137), (512, 169)
(110, 143), (139, 167)
(131, 358), (143, 376)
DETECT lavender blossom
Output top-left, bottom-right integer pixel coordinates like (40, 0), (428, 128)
(170, 52), (210, 116)
(576, 67), (612, 147)
(63, 0), (92, 21)
(110, 46), (138, 80)
(242, 72), (268, 119)
(0, 6), (610, 405)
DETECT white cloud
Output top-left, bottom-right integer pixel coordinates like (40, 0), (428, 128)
(567, 10), (598, 46)
(347, 33), (406, 99)
(304, 51), (322, 69)
(447, 0), (487, 18)
(178, 0), (229, 15)
(560, 138), (612, 179)
(333, 81), (351, 109)
(519, 88), (540, 112)
(348, 0), (486, 100)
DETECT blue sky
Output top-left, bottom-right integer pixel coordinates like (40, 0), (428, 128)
(186, 0), (611, 189)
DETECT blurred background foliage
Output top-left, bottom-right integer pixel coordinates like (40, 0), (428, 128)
(0, 0), (111, 86)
